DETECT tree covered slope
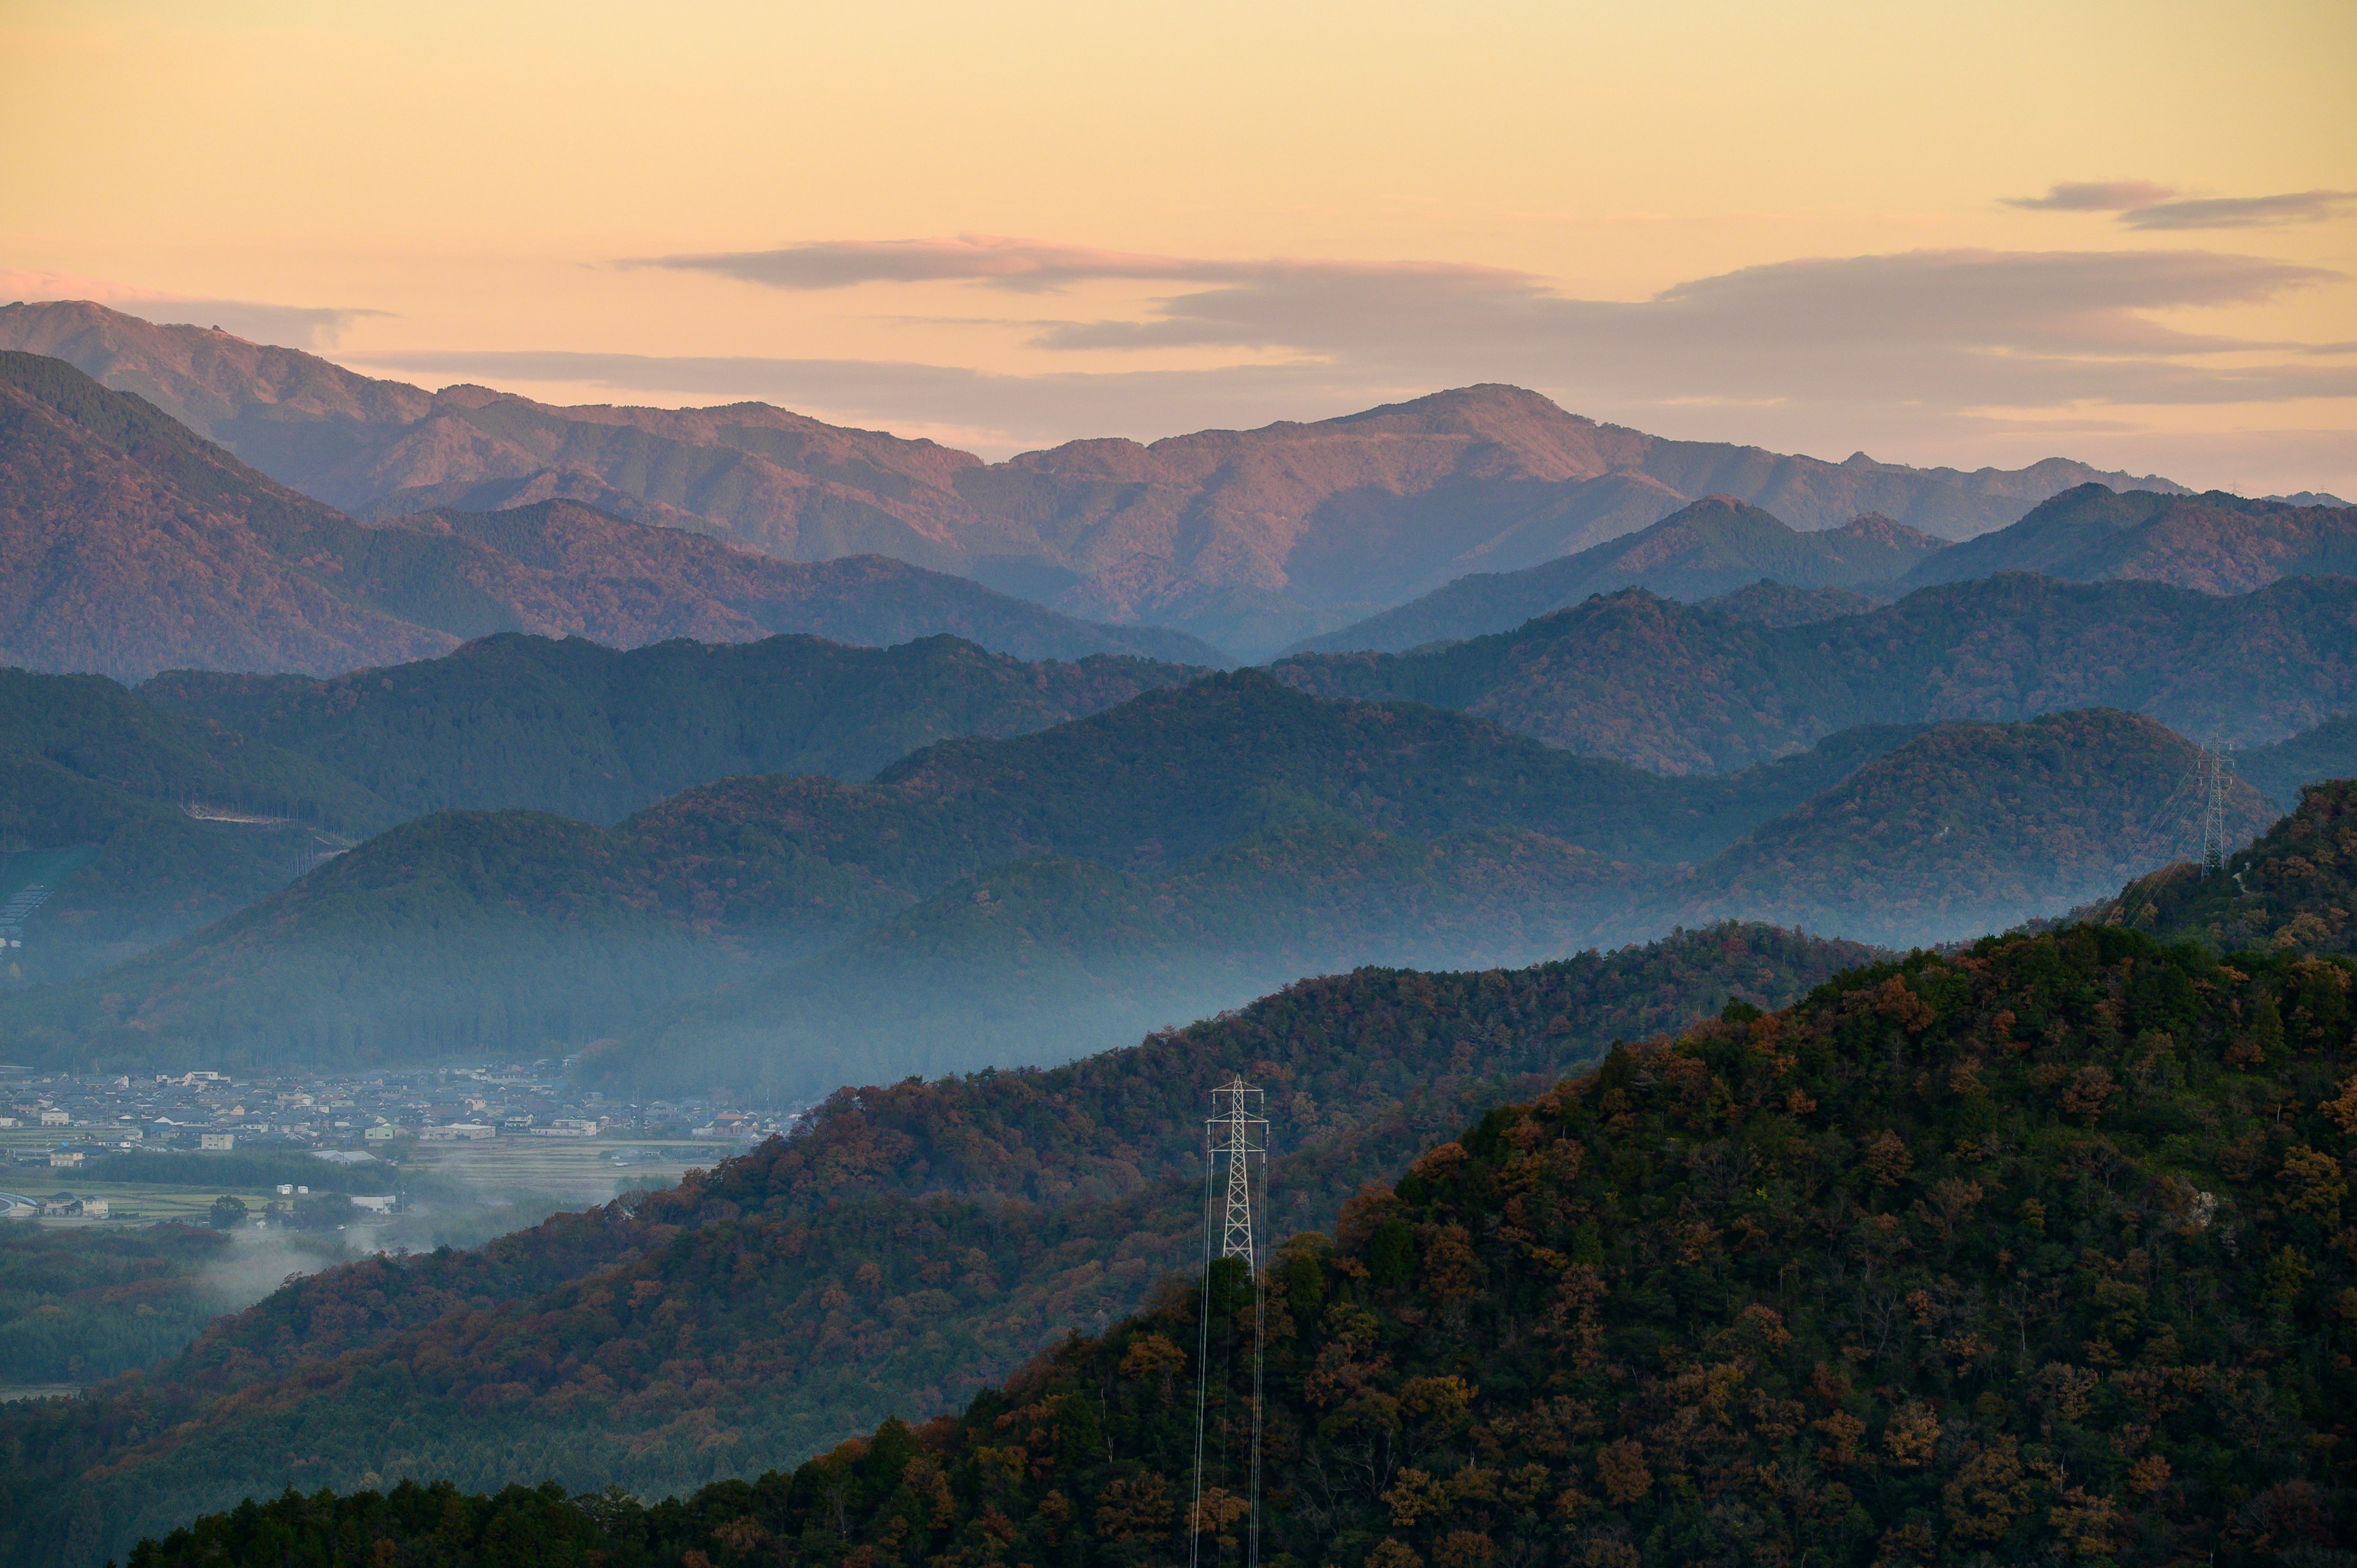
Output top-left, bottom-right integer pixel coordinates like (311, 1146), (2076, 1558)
(1665, 709), (2278, 947)
(0, 924), (1871, 1568)
(122, 921), (2357, 1567)
(142, 631), (1200, 824)
(2086, 779), (2356, 959)
(1274, 574), (2357, 773)
(0, 682), (2297, 1087)
(1902, 484), (2357, 596)
(1282, 498), (1945, 656)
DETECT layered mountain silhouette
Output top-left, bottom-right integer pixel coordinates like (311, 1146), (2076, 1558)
(0, 670), (2299, 1097)
(144, 631), (1199, 824)
(0, 303), (2185, 657)
(134, 903), (2356, 1568)
(25, 797), (2357, 1568)
(0, 350), (1218, 678)
(0, 635), (1195, 980)
(1898, 481), (2357, 594)
(1283, 496), (1949, 654)
(1275, 573), (2357, 772)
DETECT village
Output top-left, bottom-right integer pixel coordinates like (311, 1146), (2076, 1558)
(0, 1061), (798, 1226)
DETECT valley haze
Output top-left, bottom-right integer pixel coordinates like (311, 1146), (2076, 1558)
(1, 2), (2353, 1561)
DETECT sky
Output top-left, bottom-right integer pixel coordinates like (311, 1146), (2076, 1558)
(4, 0), (2354, 491)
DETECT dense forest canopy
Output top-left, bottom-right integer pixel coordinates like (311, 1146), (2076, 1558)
(0, 924), (1871, 1568)
(1274, 574), (2357, 773)
(126, 919), (2357, 1567)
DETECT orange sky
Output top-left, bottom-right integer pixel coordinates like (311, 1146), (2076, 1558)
(4, 0), (2353, 490)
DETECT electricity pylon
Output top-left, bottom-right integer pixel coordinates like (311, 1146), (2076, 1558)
(2199, 741), (2229, 876)
(1193, 1077), (1266, 1568)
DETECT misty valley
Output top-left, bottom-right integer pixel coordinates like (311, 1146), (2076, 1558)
(0, 301), (2350, 1568)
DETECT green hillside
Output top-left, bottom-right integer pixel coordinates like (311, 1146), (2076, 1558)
(1275, 573), (2357, 773)
(1667, 708), (2278, 946)
(0, 667), (385, 979)
(121, 918), (2357, 1568)
(0, 924), (1871, 1568)
(0, 675), (1915, 1078)
(2087, 778), (2355, 957)
(142, 631), (1198, 823)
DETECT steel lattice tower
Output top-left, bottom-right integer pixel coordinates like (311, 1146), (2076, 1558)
(2199, 742), (2229, 876)
(1192, 1077), (1267, 1568)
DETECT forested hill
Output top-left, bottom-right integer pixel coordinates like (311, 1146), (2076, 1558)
(0, 672), (1900, 1079)
(0, 668), (385, 981)
(1273, 573), (2357, 773)
(142, 632), (1199, 823)
(2086, 778), (2356, 957)
(1901, 483), (2357, 596)
(0, 924), (1874, 1568)
(0, 683), (2307, 1088)
(1665, 708), (2276, 947)
(126, 919), (2357, 1566)
(1282, 497), (1946, 655)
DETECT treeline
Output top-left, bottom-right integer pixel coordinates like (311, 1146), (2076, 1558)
(80, 1149), (390, 1194)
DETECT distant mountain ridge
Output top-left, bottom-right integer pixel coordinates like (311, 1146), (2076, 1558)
(1284, 495), (1949, 654)
(1275, 573), (2357, 772)
(0, 350), (1220, 677)
(0, 674), (2312, 1097)
(1899, 482), (2357, 594)
(0, 303), (2187, 658)
(142, 631), (1198, 824)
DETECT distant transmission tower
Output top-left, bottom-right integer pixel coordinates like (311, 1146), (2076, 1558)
(2199, 740), (2229, 876)
(1192, 1076), (1267, 1568)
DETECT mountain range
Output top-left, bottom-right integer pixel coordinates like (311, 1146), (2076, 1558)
(0, 349), (1217, 679)
(1295, 484), (2357, 655)
(1275, 573), (2357, 772)
(1285, 498), (1949, 654)
(1902, 482), (2357, 595)
(0, 302), (2188, 658)
(0, 668), (2285, 1096)
(0, 635), (1198, 981)
(21, 785), (2357, 1568)
(141, 630), (1198, 824)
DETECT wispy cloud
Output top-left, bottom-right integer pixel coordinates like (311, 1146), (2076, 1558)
(2002, 180), (2179, 213)
(633, 235), (1521, 297)
(2121, 190), (2357, 230)
(349, 243), (2354, 461)
(0, 268), (383, 348)
(2003, 181), (2357, 230)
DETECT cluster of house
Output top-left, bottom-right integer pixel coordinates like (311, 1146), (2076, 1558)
(2, 1064), (788, 1165)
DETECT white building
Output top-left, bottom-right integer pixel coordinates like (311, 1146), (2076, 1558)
(419, 1122), (495, 1141)
(200, 1132), (235, 1151)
